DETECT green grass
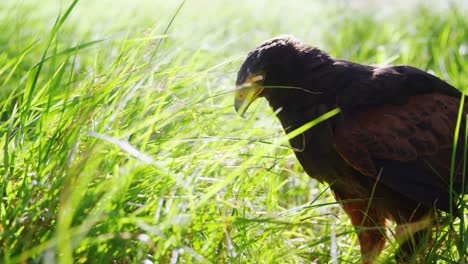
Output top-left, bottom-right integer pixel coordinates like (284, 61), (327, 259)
(0, 0), (467, 263)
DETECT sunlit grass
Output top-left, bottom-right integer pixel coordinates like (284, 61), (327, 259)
(0, 0), (467, 263)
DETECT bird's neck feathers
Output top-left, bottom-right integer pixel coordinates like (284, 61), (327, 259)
(300, 48), (334, 72)
(267, 93), (334, 131)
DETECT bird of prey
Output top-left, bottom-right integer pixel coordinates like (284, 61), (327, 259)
(234, 35), (466, 263)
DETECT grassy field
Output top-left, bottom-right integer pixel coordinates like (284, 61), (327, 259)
(0, 0), (467, 263)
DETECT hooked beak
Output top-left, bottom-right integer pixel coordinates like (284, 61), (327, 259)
(234, 74), (265, 117)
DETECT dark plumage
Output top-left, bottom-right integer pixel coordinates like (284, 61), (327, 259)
(234, 35), (466, 263)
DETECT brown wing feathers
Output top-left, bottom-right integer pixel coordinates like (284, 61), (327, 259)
(334, 93), (465, 211)
(336, 65), (461, 111)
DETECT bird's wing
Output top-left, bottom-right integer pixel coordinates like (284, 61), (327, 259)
(333, 93), (465, 212)
(335, 65), (461, 111)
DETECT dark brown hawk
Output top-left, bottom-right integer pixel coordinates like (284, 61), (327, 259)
(234, 35), (466, 263)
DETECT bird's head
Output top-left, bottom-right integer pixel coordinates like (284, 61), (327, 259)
(234, 35), (330, 116)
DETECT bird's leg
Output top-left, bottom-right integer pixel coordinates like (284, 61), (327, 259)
(340, 201), (387, 264)
(395, 216), (432, 263)
(395, 229), (432, 264)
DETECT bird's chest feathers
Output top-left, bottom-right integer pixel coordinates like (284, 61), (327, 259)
(277, 105), (349, 183)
